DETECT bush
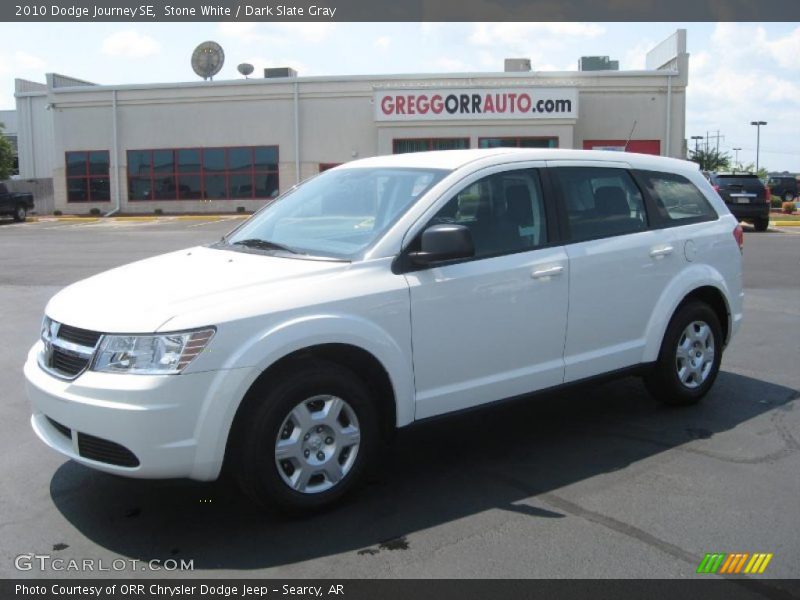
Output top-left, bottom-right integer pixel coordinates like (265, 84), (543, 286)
(781, 202), (796, 215)
(771, 196), (783, 209)
(154, 208), (163, 215)
(53, 210), (62, 216)
(89, 208), (101, 216)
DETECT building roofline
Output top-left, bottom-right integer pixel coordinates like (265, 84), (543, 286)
(45, 68), (681, 95)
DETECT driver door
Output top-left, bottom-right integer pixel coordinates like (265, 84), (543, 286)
(404, 165), (569, 419)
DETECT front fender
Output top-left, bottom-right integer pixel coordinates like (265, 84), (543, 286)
(190, 313), (414, 480)
(642, 264), (733, 363)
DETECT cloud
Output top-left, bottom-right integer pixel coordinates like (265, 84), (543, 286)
(101, 30), (161, 58)
(374, 36), (391, 50)
(434, 57), (468, 72)
(219, 23), (334, 45)
(764, 26), (800, 70)
(469, 22), (605, 47)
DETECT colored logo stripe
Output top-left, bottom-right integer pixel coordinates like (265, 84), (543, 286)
(697, 553), (773, 574)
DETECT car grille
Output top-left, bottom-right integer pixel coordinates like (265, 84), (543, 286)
(77, 433), (140, 468)
(40, 320), (101, 380)
(51, 347), (90, 377)
(57, 324), (102, 347)
(46, 416), (72, 439)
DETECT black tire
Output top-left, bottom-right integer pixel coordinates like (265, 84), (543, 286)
(233, 360), (379, 513)
(753, 217), (769, 232)
(644, 301), (723, 406)
(784, 192), (795, 203)
(13, 205), (27, 222)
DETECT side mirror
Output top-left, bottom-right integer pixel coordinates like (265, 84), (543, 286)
(409, 224), (474, 266)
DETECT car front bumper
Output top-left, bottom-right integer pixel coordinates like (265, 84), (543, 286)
(24, 341), (254, 481)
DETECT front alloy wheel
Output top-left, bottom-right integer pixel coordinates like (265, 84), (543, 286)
(275, 395), (361, 494)
(234, 359), (378, 512)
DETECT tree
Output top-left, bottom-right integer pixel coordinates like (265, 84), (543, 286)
(739, 162), (768, 180)
(0, 122), (13, 181)
(689, 148), (731, 172)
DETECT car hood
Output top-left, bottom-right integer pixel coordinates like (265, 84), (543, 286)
(45, 245), (348, 333)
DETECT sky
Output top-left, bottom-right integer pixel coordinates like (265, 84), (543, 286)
(0, 22), (798, 171)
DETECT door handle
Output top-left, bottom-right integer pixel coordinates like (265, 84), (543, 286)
(531, 265), (564, 279)
(649, 245), (674, 258)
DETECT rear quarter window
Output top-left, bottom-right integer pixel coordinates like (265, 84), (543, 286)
(638, 171), (718, 226)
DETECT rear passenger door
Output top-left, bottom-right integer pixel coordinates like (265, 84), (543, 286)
(548, 162), (677, 382)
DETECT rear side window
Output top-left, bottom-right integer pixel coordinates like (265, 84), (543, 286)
(552, 167), (647, 242)
(639, 171), (717, 225)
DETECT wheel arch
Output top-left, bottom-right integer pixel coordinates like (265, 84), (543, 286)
(643, 267), (733, 363)
(225, 343), (399, 465)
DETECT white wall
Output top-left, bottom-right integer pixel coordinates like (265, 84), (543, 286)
(40, 69), (686, 213)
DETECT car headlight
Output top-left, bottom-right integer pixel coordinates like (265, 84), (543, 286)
(92, 328), (215, 375)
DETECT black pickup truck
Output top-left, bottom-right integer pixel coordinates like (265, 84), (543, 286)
(0, 182), (34, 222)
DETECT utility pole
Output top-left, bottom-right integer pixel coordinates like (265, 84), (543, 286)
(732, 147), (741, 173)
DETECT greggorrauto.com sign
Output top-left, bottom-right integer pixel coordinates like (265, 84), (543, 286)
(375, 88), (578, 121)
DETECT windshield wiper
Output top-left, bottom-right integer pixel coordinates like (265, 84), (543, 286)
(229, 238), (299, 254)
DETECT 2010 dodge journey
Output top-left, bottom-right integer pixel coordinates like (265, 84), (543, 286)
(25, 149), (744, 511)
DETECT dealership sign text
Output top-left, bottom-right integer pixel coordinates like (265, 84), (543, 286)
(375, 88), (577, 121)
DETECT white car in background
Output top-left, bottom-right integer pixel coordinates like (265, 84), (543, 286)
(25, 148), (744, 512)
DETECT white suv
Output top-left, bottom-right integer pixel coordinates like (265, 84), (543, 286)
(25, 149), (744, 512)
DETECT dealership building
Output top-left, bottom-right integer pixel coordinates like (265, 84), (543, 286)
(13, 30), (689, 214)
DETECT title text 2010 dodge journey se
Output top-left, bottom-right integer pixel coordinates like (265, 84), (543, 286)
(25, 149), (744, 512)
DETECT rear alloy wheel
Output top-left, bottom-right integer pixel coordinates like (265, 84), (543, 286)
(234, 360), (379, 513)
(784, 192), (795, 203)
(645, 301), (723, 406)
(753, 217), (769, 232)
(13, 205), (27, 222)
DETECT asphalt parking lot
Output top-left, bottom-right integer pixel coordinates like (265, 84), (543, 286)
(0, 217), (798, 582)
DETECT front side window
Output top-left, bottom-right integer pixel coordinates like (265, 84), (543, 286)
(553, 167), (647, 242)
(224, 167), (447, 260)
(66, 150), (110, 202)
(425, 169), (548, 259)
(638, 171), (718, 225)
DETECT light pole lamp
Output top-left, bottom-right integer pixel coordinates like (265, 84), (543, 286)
(750, 121), (767, 174)
(732, 147), (741, 173)
(691, 135), (703, 155)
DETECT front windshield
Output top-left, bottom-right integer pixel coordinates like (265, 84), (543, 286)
(224, 167), (448, 260)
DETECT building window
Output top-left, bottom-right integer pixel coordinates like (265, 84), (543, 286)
(66, 150), (110, 202)
(393, 138), (470, 154)
(127, 146), (279, 201)
(478, 137), (558, 149)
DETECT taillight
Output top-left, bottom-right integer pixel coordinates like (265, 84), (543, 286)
(764, 186), (771, 202)
(712, 185), (721, 193)
(733, 224), (744, 253)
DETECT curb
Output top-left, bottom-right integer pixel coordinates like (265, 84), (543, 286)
(26, 215), (250, 223)
(773, 221), (800, 227)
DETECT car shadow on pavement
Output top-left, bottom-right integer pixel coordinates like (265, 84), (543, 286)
(49, 371), (799, 570)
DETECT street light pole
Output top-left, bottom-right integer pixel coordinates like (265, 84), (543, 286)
(750, 121), (767, 174)
(732, 147), (741, 174)
(691, 135), (703, 155)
